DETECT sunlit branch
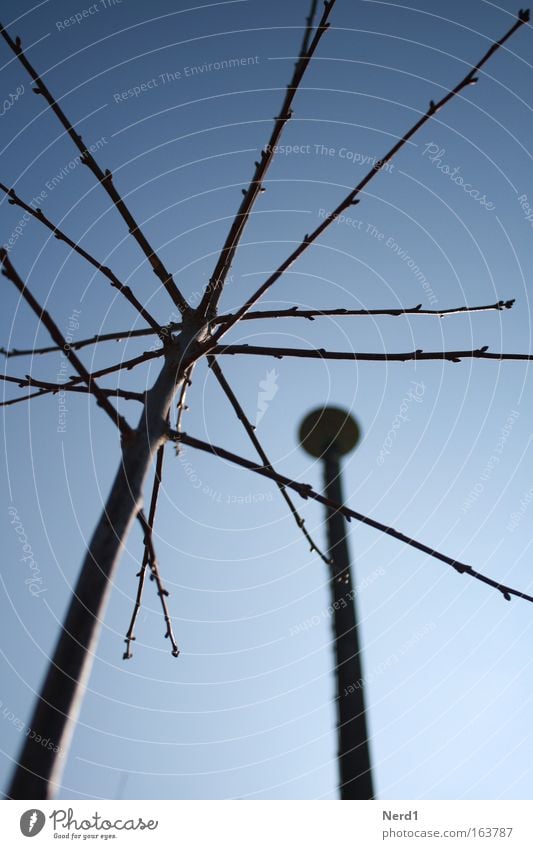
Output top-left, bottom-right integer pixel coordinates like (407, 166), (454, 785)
(217, 300), (516, 322)
(197, 0), (337, 320)
(0, 373), (144, 402)
(168, 430), (533, 605)
(0, 250), (131, 433)
(174, 366), (193, 452)
(211, 344), (533, 363)
(136, 508), (180, 658)
(0, 23), (190, 316)
(0, 184), (161, 334)
(206, 9), (530, 346)
(208, 356), (333, 565)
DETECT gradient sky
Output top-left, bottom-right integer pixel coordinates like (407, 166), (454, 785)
(1, 0), (533, 800)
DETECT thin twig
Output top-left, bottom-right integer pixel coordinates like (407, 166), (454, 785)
(0, 373), (144, 401)
(168, 429), (533, 606)
(0, 326), (174, 358)
(2, 300), (514, 360)
(0, 347), (164, 408)
(0, 250), (131, 433)
(174, 366), (193, 453)
(136, 508), (180, 658)
(211, 344), (533, 363)
(124, 445), (167, 659)
(197, 0), (337, 320)
(217, 300), (516, 322)
(300, 0), (320, 57)
(0, 184), (161, 333)
(0, 23), (190, 316)
(208, 356), (333, 565)
(205, 9), (530, 347)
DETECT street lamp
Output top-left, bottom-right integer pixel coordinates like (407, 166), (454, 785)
(299, 406), (374, 800)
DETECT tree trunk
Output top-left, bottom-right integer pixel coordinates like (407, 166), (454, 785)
(8, 354), (182, 800)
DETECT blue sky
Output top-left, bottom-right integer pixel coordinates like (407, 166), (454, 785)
(1, 0), (533, 799)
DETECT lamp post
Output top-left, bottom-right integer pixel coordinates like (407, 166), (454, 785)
(299, 406), (374, 800)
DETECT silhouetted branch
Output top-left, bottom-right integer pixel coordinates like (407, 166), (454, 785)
(0, 184), (161, 333)
(0, 347), (165, 408)
(218, 300), (516, 322)
(168, 429), (533, 605)
(206, 9), (530, 346)
(136, 508), (180, 658)
(0, 373), (144, 402)
(211, 344), (533, 363)
(0, 250), (131, 433)
(124, 444), (167, 659)
(300, 0), (320, 57)
(4, 299), (514, 361)
(0, 23), (190, 316)
(197, 0), (337, 320)
(208, 356), (333, 565)
(0, 327), (173, 358)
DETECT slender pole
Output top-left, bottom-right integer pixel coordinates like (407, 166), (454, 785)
(323, 448), (374, 800)
(299, 407), (373, 800)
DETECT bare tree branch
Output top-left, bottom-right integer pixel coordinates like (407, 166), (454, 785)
(197, 0), (337, 320)
(0, 373), (144, 401)
(0, 250), (131, 433)
(169, 429), (533, 605)
(0, 184), (161, 333)
(299, 0), (320, 57)
(124, 444), (167, 659)
(217, 300), (516, 322)
(137, 508), (180, 658)
(208, 356), (333, 565)
(174, 366), (193, 453)
(211, 344), (533, 363)
(0, 327), (170, 358)
(205, 9), (530, 347)
(2, 300), (515, 360)
(0, 23), (190, 316)
(0, 348), (165, 408)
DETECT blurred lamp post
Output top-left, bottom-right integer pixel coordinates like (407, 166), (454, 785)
(299, 406), (374, 800)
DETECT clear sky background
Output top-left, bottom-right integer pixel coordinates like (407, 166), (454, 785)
(1, 0), (533, 800)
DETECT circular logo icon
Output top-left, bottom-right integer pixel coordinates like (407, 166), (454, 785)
(20, 809), (46, 837)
